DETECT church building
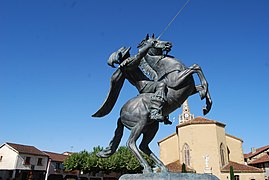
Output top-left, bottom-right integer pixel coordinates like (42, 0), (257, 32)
(158, 100), (264, 180)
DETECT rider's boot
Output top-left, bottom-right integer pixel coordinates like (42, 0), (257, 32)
(148, 82), (169, 123)
(149, 93), (165, 122)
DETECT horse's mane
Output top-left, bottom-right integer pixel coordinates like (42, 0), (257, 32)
(137, 34), (175, 81)
(139, 53), (175, 81)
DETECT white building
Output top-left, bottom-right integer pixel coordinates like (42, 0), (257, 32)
(0, 142), (49, 179)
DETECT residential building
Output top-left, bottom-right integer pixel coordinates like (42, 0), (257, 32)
(244, 145), (269, 180)
(0, 143), (117, 180)
(0, 142), (49, 179)
(44, 151), (69, 179)
(158, 100), (264, 180)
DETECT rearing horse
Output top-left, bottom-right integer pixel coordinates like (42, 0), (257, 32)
(93, 35), (212, 173)
(139, 34), (212, 116)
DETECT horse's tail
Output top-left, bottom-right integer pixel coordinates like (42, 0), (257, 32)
(96, 118), (124, 158)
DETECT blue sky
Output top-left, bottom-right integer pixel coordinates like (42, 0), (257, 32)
(0, 0), (268, 156)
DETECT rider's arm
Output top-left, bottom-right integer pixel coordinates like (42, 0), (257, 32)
(120, 41), (155, 69)
(120, 57), (138, 70)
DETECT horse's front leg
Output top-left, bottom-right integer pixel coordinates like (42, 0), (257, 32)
(203, 90), (212, 115)
(168, 65), (212, 114)
(188, 64), (212, 114)
(189, 64), (208, 100)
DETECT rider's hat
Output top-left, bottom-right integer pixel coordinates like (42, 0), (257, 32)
(108, 47), (131, 67)
(117, 46), (131, 61)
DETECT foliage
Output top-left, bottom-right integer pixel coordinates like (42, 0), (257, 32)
(64, 150), (89, 173)
(85, 146), (102, 175)
(63, 146), (154, 175)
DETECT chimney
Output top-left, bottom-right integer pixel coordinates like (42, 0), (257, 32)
(251, 147), (256, 154)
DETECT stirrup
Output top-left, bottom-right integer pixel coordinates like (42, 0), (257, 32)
(150, 110), (164, 122)
(163, 116), (172, 125)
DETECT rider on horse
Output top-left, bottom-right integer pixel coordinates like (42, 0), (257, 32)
(108, 42), (171, 124)
(93, 35), (212, 173)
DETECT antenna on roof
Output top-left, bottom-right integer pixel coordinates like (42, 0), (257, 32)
(70, 146), (74, 152)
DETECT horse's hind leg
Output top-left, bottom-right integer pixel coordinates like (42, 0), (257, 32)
(126, 123), (152, 174)
(139, 122), (168, 173)
(97, 118), (124, 158)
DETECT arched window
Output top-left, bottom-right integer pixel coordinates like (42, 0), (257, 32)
(220, 143), (226, 166)
(183, 143), (190, 166)
(227, 147), (230, 161)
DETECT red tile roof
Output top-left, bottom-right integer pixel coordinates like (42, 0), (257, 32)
(249, 153), (269, 164)
(177, 116), (226, 128)
(221, 161), (264, 173)
(165, 160), (195, 173)
(158, 132), (177, 144)
(225, 133), (243, 142)
(244, 145), (269, 159)
(6, 142), (48, 157)
(44, 151), (69, 162)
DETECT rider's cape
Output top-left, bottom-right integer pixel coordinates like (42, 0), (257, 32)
(92, 68), (125, 117)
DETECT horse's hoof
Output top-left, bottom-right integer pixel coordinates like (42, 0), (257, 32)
(161, 167), (169, 173)
(203, 103), (212, 115)
(142, 168), (153, 174)
(203, 107), (209, 115)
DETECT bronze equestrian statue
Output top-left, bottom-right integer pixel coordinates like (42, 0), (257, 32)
(92, 34), (212, 173)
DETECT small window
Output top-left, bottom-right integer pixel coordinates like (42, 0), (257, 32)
(55, 162), (60, 169)
(25, 157), (31, 165)
(0, 156), (3, 161)
(37, 158), (42, 166)
(235, 175), (240, 180)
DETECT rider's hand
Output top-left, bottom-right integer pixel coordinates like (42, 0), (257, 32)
(119, 61), (127, 67)
(119, 58), (132, 68)
(150, 39), (157, 46)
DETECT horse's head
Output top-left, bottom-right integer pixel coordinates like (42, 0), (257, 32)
(137, 34), (172, 56)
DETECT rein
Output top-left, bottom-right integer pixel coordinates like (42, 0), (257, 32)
(157, 0), (191, 39)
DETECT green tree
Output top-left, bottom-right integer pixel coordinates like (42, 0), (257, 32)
(230, 166), (235, 180)
(182, 163), (187, 173)
(85, 146), (102, 175)
(64, 150), (89, 173)
(116, 146), (154, 174)
(64, 146), (154, 175)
